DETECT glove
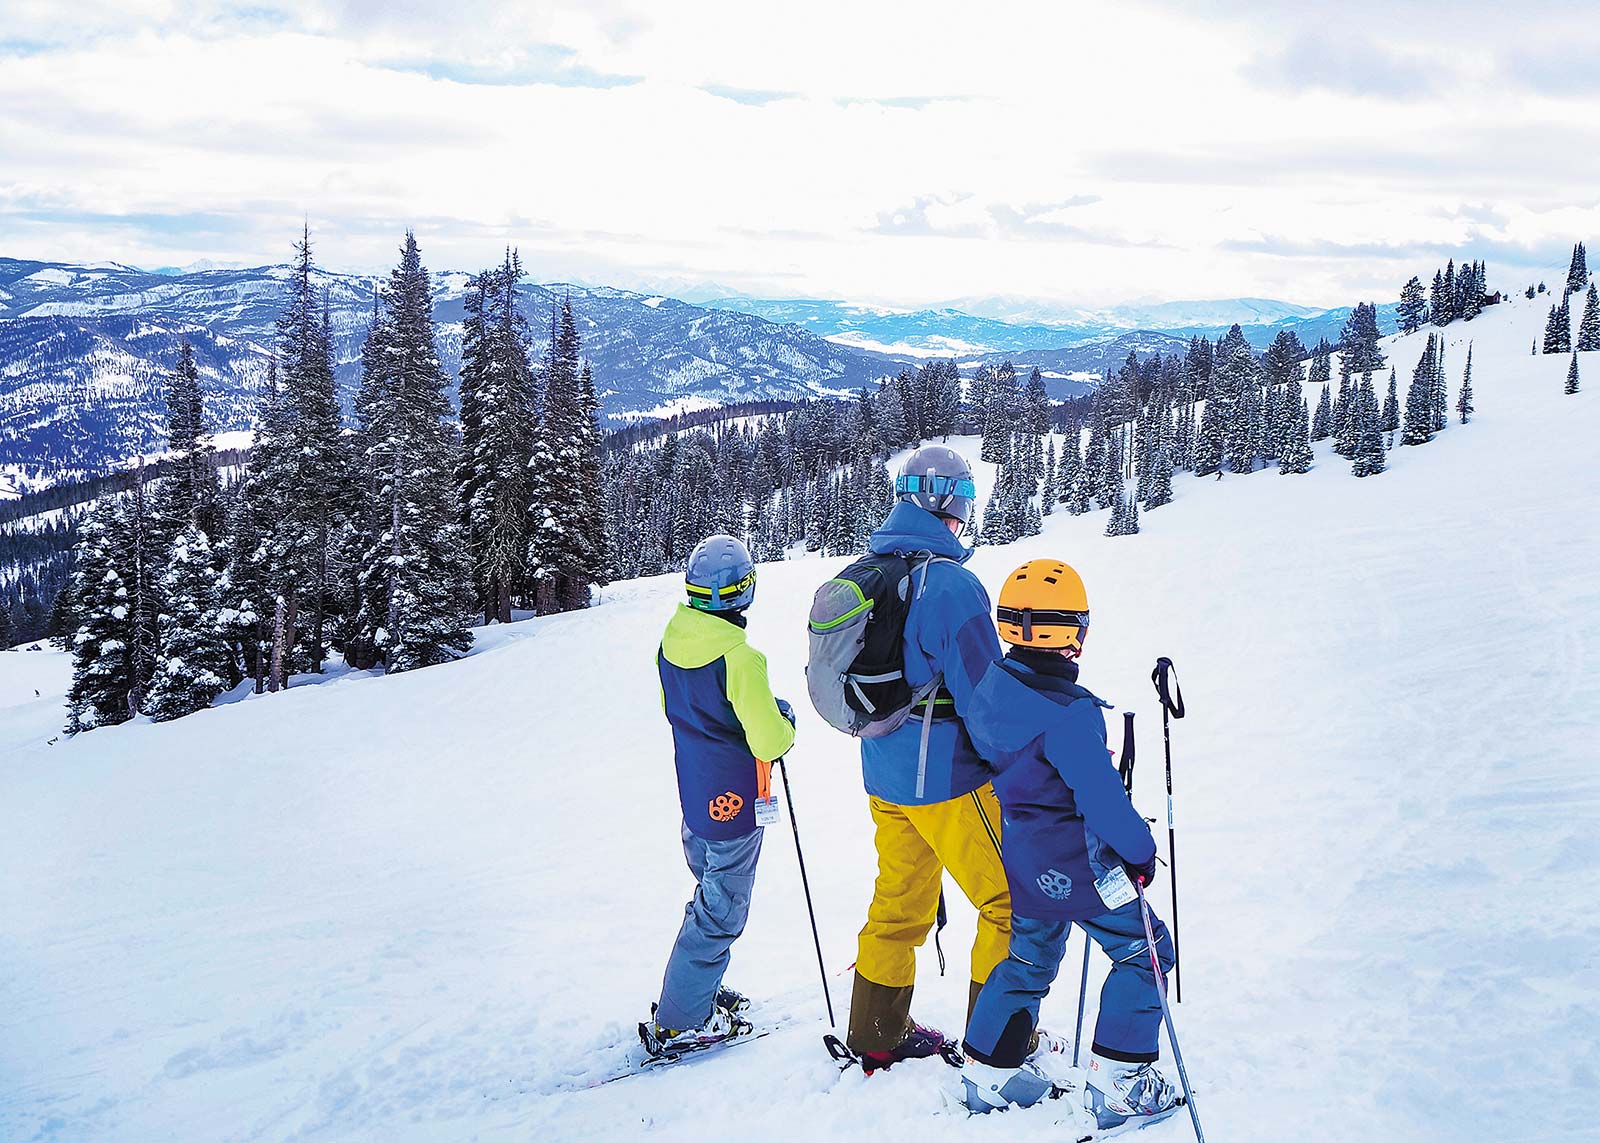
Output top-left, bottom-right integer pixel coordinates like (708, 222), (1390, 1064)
(1123, 854), (1158, 888)
(776, 698), (796, 727)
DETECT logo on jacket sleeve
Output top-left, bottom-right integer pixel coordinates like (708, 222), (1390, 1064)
(708, 792), (745, 822)
(1036, 868), (1074, 900)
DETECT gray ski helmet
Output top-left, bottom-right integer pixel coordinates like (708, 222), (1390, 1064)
(895, 445), (977, 525)
(685, 534), (757, 611)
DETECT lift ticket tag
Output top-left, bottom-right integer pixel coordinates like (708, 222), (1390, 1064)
(754, 761), (780, 827)
(1094, 866), (1137, 911)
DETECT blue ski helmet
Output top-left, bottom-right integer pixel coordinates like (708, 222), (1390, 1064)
(685, 534), (757, 611)
(895, 446), (977, 526)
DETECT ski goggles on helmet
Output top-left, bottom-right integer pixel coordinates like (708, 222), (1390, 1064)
(896, 473), (977, 500)
(686, 566), (758, 610)
(995, 605), (1090, 644)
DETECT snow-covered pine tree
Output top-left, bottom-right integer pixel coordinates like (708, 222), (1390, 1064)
(350, 233), (473, 672)
(876, 376), (908, 451)
(1430, 268), (1448, 326)
(1397, 276), (1426, 335)
(1334, 372), (1360, 460)
(1543, 292), (1572, 354)
(1457, 343), (1474, 424)
(1041, 439), (1055, 516)
(1023, 366), (1051, 439)
(1402, 334), (1438, 445)
(1577, 284), (1600, 352)
(1382, 368), (1399, 433)
(1278, 396), (1313, 474)
(1440, 260), (1457, 324)
(1352, 377), (1387, 478)
(1126, 490), (1139, 535)
(1103, 488), (1126, 537)
(64, 503), (134, 734)
(1567, 242), (1589, 294)
(458, 252), (535, 622)
(145, 524), (233, 720)
(162, 337), (221, 541)
(1567, 352), (1581, 395)
(981, 363), (1018, 465)
(243, 227), (354, 684)
(1311, 384), (1332, 441)
(1144, 444), (1173, 508)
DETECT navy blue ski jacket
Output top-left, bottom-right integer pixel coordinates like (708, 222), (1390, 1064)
(964, 650), (1157, 921)
(858, 501), (1001, 806)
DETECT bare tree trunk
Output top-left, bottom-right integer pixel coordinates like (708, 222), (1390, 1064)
(385, 445), (404, 670)
(311, 513), (329, 673)
(496, 580), (512, 625)
(283, 595), (298, 689)
(269, 595), (286, 693)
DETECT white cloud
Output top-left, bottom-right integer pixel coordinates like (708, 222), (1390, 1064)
(0, 2), (1597, 307)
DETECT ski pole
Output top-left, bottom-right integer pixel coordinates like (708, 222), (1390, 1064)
(1150, 656), (1186, 1002)
(775, 757), (836, 1028)
(1071, 932), (1091, 1068)
(1137, 878), (1204, 1143)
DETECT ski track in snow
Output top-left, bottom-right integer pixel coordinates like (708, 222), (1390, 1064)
(2, 290), (1599, 1142)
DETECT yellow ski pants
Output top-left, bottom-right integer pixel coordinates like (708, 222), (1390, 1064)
(848, 784), (1012, 1053)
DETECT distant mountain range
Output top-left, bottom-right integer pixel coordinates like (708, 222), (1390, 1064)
(0, 255), (1401, 490)
(701, 295), (1398, 359)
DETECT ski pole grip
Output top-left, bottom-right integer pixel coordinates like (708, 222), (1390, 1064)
(1152, 656), (1186, 719)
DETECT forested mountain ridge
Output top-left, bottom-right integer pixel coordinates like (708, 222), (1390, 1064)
(0, 257), (901, 488)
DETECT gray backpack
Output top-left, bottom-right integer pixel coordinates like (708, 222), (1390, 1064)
(805, 551), (955, 798)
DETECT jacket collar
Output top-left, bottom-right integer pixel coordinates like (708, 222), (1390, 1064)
(661, 602), (747, 669)
(868, 500), (972, 563)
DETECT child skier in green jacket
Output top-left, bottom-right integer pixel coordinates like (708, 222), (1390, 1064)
(641, 534), (796, 1057)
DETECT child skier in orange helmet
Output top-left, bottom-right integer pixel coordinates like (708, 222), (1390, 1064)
(958, 560), (1180, 1130)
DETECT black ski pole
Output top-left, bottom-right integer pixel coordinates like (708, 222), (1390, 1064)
(1150, 657), (1186, 1002)
(775, 757), (836, 1027)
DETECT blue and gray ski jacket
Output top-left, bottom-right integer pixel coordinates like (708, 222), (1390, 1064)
(659, 604), (795, 840)
(859, 501), (1001, 806)
(965, 650), (1157, 921)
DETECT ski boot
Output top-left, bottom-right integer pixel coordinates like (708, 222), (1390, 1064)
(1027, 1027), (1075, 1085)
(1083, 1052), (1180, 1130)
(960, 1058), (1055, 1113)
(638, 1002), (749, 1059)
(860, 1021), (950, 1074)
(715, 985), (751, 1016)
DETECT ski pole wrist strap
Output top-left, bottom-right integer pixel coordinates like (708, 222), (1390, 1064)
(1151, 656), (1185, 719)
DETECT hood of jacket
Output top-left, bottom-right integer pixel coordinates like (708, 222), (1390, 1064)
(868, 500), (973, 563)
(661, 603), (747, 669)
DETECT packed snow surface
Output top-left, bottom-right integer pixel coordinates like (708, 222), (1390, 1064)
(2, 292), (1597, 1142)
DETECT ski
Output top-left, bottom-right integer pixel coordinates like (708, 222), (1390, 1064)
(586, 1027), (773, 1088)
(1072, 1099), (1185, 1141)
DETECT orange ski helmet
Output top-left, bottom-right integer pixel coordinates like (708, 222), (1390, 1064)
(996, 559), (1089, 653)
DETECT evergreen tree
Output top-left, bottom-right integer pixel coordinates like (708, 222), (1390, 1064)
(1382, 368), (1400, 433)
(1577, 284), (1600, 352)
(1567, 242), (1589, 294)
(350, 233), (473, 672)
(1143, 444), (1173, 508)
(162, 338), (221, 540)
(876, 376), (908, 450)
(1311, 384), (1332, 441)
(1402, 334), (1438, 445)
(1430, 268), (1448, 326)
(1397, 276), (1426, 335)
(1352, 377), (1387, 478)
(243, 227), (354, 684)
(64, 503), (134, 734)
(145, 524), (233, 720)
(458, 251), (535, 622)
(1061, 431), (1090, 514)
(1543, 292), (1572, 354)
(1041, 439), (1055, 517)
(1567, 351), (1581, 395)
(1439, 260), (1457, 324)
(1432, 339), (1449, 433)
(1457, 343), (1474, 424)
(1278, 397), (1313, 475)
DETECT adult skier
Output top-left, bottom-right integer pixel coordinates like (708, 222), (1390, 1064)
(845, 446), (1013, 1071)
(959, 560), (1179, 1129)
(640, 534), (797, 1057)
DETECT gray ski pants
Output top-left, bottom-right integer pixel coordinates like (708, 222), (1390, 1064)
(655, 820), (764, 1030)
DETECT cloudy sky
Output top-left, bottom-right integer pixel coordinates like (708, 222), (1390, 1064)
(2, 1), (1598, 312)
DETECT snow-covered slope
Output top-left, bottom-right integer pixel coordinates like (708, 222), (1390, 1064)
(2, 290), (1596, 1143)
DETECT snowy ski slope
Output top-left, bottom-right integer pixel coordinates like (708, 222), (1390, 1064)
(2, 287), (1596, 1143)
